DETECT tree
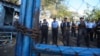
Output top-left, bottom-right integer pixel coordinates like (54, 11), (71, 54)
(41, 0), (72, 19)
(41, 0), (64, 18)
(56, 4), (72, 18)
(84, 8), (100, 21)
(42, 0), (64, 9)
(92, 9), (100, 20)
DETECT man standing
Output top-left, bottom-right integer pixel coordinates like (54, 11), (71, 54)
(62, 18), (70, 46)
(40, 19), (48, 44)
(76, 17), (89, 47)
(86, 20), (96, 41)
(71, 21), (76, 37)
(95, 18), (100, 48)
(60, 20), (64, 36)
(52, 18), (59, 45)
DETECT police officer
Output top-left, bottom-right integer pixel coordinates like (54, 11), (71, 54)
(95, 18), (100, 48)
(52, 18), (59, 45)
(86, 20), (95, 41)
(62, 18), (70, 46)
(40, 19), (48, 44)
(60, 20), (64, 36)
(71, 21), (76, 37)
(76, 17), (89, 47)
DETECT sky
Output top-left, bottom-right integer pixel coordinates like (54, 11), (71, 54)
(64, 0), (100, 15)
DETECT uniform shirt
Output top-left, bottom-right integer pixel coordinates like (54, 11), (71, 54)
(63, 22), (70, 31)
(95, 21), (100, 34)
(64, 22), (70, 27)
(76, 21), (87, 29)
(86, 22), (95, 28)
(52, 21), (58, 28)
(41, 22), (48, 30)
(71, 22), (76, 29)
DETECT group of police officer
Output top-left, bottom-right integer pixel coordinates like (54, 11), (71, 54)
(39, 17), (100, 48)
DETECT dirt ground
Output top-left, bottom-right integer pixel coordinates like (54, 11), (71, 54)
(0, 38), (15, 56)
(0, 30), (98, 56)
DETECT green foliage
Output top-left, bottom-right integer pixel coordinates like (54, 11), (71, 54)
(42, 0), (63, 9)
(56, 4), (72, 18)
(41, 0), (72, 19)
(84, 8), (100, 21)
(93, 9), (100, 20)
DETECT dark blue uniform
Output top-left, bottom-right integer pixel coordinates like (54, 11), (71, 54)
(60, 21), (64, 36)
(95, 21), (100, 48)
(40, 22), (48, 44)
(71, 22), (76, 37)
(63, 22), (70, 46)
(77, 21), (89, 47)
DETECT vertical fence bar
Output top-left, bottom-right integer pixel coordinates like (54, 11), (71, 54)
(33, 0), (41, 28)
(32, 0), (41, 56)
(15, 0), (27, 56)
(16, 0), (41, 56)
(22, 0), (38, 56)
